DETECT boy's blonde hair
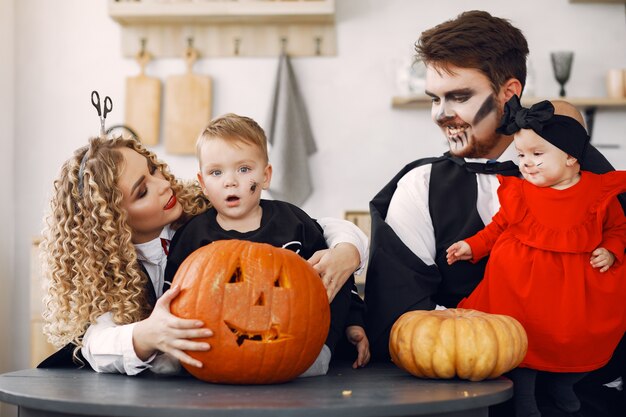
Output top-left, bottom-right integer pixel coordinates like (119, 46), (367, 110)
(196, 113), (269, 165)
(41, 136), (209, 358)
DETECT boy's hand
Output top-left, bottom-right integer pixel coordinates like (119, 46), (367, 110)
(590, 247), (615, 273)
(308, 243), (359, 302)
(133, 286), (213, 368)
(346, 325), (370, 369)
(446, 241), (472, 265)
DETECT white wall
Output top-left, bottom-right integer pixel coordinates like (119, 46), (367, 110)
(7, 0), (626, 371)
(1, 0), (18, 414)
(1, 0), (16, 363)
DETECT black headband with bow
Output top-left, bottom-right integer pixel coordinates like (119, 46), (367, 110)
(496, 95), (590, 165)
(497, 96), (554, 135)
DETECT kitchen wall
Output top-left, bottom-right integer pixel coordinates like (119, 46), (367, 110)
(4, 0), (626, 372)
(1, 0), (17, 414)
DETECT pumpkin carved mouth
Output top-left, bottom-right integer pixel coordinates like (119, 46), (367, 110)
(224, 321), (290, 346)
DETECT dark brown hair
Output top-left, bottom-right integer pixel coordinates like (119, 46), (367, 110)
(416, 10), (529, 94)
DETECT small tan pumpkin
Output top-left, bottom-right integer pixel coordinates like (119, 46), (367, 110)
(170, 240), (330, 384)
(389, 308), (527, 381)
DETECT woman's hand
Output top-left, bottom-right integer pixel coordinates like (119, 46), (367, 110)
(308, 243), (360, 302)
(132, 286), (212, 368)
(346, 325), (371, 369)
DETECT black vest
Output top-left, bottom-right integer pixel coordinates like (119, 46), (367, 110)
(428, 157), (490, 307)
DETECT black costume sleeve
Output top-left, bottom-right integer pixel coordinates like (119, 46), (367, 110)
(346, 287), (366, 328)
(364, 158), (442, 361)
(295, 205), (365, 329)
(281, 202), (354, 353)
(164, 214), (209, 286)
(307, 214), (366, 329)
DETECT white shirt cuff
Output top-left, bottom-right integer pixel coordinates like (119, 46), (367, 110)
(82, 316), (155, 375)
(317, 217), (369, 274)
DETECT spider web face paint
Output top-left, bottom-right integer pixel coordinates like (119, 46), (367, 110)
(250, 181), (258, 194)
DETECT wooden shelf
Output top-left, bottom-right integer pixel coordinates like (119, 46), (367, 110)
(108, 0), (335, 25)
(392, 95), (626, 139)
(569, 0), (626, 4)
(108, 0), (336, 57)
(392, 94), (626, 109)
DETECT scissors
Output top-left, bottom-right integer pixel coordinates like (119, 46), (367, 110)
(91, 90), (113, 136)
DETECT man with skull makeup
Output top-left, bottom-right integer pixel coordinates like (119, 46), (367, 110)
(364, 10), (625, 417)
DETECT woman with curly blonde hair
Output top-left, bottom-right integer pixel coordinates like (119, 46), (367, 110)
(40, 136), (368, 375)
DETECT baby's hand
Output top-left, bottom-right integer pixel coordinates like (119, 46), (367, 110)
(446, 241), (472, 265)
(590, 247), (615, 273)
(346, 325), (370, 369)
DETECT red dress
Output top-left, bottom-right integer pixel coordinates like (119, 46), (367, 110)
(458, 171), (626, 372)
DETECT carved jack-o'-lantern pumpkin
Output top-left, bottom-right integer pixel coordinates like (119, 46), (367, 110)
(170, 239), (330, 384)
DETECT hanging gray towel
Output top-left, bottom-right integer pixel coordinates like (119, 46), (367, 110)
(267, 52), (317, 206)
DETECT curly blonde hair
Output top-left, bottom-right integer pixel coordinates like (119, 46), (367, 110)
(41, 136), (209, 353)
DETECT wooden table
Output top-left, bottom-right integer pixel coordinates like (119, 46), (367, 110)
(0, 362), (512, 417)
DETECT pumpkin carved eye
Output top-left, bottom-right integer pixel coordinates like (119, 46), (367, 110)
(228, 264), (243, 284)
(254, 293), (265, 306)
(273, 266), (291, 288)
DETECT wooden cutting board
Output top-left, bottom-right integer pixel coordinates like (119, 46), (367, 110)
(164, 48), (212, 154)
(125, 51), (161, 145)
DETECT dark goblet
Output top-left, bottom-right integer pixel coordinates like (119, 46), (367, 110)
(550, 51), (574, 97)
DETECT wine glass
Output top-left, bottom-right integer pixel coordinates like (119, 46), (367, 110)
(550, 51), (574, 97)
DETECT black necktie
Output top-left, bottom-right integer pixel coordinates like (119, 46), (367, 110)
(464, 160), (520, 177)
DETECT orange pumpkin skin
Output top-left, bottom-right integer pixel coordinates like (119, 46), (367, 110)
(389, 308), (527, 381)
(170, 240), (330, 384)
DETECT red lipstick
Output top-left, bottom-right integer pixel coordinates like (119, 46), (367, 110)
(163, 195), (177, 210)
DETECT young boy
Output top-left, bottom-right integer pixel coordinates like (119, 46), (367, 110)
(164, 113), (367, 376)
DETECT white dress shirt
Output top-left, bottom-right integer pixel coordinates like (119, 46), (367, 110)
(81, 219), (368, 375)
(385, 144), (518, 312)
(81, 225), (180, 375)
(386, 144), (519, 266)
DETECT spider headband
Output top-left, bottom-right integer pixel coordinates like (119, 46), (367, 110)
(496, 95), (590, 163)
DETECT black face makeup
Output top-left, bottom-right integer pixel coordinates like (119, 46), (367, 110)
(250, 181), (258, 194)
(473, 95), (498, 126)
(426, 65), (509, 159)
